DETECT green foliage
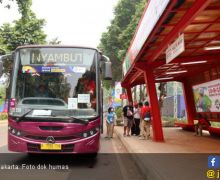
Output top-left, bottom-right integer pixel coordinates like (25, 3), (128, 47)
(0, 0), (46, 84)
(103, 86), (113, 107)
(99, 0), (147, 87)
(16, 0), (32, 20)
(0, 86), (6, 99)
(174, 118), (187, 123)
(0, 16), (46, 51)
(0, 35), (8, 55)
(162, 116), (187, 127)
(210, 122), (220, 128)
(115, 107), (123, 125)
(118, 0), (147, 59)
(1, 0), (33, 17)
(0, 112), (8, 120)
(0, 0), (46, 51)
(115, 107), (123, 119)
(103, 80), (112, 90)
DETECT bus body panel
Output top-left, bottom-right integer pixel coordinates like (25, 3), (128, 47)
(8, 117), (100, 153)
(7, 46), (104, 154)
(8, 132), (100, 153)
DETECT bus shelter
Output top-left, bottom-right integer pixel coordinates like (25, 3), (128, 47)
(121, 0), (220, 141)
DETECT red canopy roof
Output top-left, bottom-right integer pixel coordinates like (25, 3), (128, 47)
(121, 0), (220, 88)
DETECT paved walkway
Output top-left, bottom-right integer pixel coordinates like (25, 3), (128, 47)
(114, 126), (220, 180)
(114, 126), (220, 153)
(0, 120), (7, 124)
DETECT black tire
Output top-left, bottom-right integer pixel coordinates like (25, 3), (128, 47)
(86, 152), (98, 159)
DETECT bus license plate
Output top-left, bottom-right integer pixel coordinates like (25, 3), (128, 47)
(40, 143), (61, 150)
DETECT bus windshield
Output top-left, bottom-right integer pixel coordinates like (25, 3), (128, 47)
(10, 47), (98, 120)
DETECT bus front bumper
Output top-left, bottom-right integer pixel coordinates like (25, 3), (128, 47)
(8, 132), (100, 154)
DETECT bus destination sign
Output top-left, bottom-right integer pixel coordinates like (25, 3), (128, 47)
(31, 52), (83, 65)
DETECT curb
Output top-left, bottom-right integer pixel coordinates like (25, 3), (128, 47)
(114, 127), (149, 180)
(114, 127), (168, 180)
(114, 127), (215, 180)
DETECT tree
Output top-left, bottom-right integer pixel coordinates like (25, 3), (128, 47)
(0, 0), (47, 100)
(117, 0), (147, 60)
(99, 0), (147, 88)
(0, 0), (47, 51)
(0, 37), (7, 55)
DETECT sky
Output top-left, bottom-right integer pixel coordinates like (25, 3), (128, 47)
(0, 0), (119, 47)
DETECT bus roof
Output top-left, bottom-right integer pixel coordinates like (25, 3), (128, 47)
(15, 45), (100, 52)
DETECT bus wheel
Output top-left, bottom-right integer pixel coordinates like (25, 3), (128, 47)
(87, 153), (98, 159)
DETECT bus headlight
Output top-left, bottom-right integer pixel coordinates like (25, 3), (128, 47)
(16, 131), (21, 136)
(8, 126), (25, 137)
(90, 130), (94, 136)
(83, 132), (88, 138)
(80, 127), (99, 138)
(12, 129), (16, 135)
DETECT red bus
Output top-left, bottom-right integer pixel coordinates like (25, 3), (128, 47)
(1, 45), (111, 155)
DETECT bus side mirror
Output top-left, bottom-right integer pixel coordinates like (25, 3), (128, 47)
(101, 55), (112, 80)
(104, 61), (112, 80)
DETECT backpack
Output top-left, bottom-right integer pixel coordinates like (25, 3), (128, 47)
(144, 111), (151, 121)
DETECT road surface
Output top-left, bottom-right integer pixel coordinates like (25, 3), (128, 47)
(0, 121), (145, 180)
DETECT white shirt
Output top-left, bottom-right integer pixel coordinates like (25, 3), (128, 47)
(133, 107), (140, 119)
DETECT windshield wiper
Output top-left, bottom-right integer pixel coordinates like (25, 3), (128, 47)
(15, 110), (89, 125)
(15, 108), (51, 123)
(15, 109), (34, 123)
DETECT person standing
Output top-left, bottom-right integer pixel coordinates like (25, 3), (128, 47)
(131, 103), (141, 136)
(105, 107), (116, 139)
(139, 101), (151, 140)
(138, 102), (143, 137)
(122, 102), (133, 136)
(112, 107), (117, 138)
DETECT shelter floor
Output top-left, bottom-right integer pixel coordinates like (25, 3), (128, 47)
(114, 126), (220, 153)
